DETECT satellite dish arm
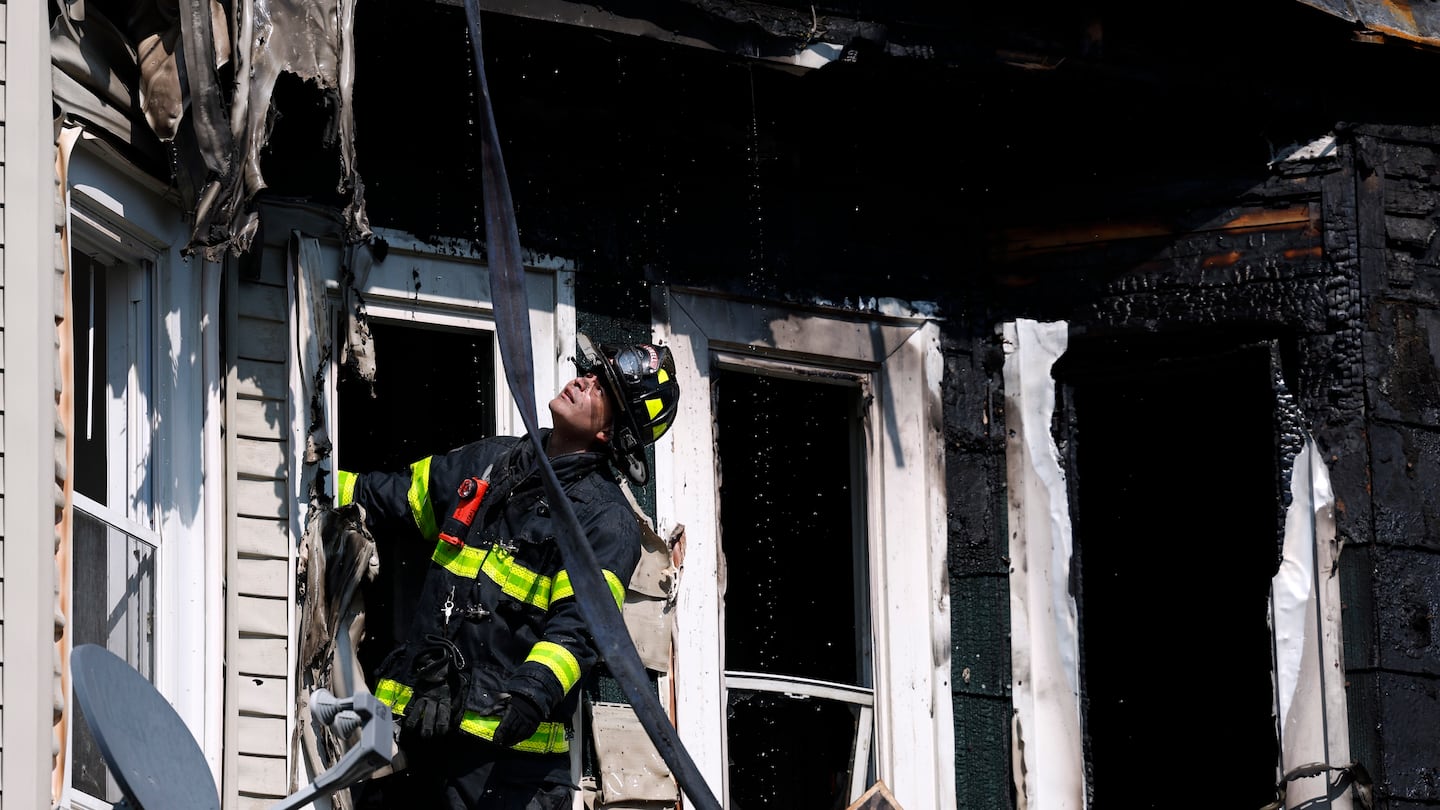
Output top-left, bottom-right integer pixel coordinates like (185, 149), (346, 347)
(269, 690), (394, 810)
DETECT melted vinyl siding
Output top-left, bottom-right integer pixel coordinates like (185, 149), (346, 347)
(226, 244), (294, 806)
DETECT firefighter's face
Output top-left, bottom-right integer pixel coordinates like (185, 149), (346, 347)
(549, 373), (614, 446)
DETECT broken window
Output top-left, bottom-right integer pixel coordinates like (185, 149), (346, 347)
(1059, 340), (1282, 806)
(337, 318), (497, 674)
(337, 319), (496, 471)
(1004, 319), (1349, 809)
(68, 247), (159, 804)
(717, 369), (875, 809)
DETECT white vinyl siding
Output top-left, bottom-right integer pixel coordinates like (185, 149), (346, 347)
(226, 237), (295, 805)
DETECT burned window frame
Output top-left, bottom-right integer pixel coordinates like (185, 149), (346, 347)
(656, 289), (952, 810)
(1001, 318), (1354, 809)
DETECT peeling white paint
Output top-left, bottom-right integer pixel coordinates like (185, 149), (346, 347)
(1003, 319), (1085, 810)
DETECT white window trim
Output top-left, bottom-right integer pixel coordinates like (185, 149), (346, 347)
(655, 287), (953, 810)
(330, 227), (575, 441)
(1001, 318), (1353, 810)
(64, 134), (221, 794)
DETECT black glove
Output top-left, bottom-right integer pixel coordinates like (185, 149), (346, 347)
(491, 691), (545, 748)
(402, 635), (467, 739)
(404, 685), (455, 739)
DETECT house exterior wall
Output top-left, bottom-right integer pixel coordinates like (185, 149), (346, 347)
(4, 1), (66, 806)
(227, 230), (306, 808)
(27, 3), (1440, 809)
(1341, 125), (1440, 806)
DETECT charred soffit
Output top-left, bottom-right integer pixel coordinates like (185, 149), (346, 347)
(314, 0), (1412, 301)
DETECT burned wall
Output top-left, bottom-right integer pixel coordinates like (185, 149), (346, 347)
(247, 1), (1440, 806)
(1345, 125), (1440, 807)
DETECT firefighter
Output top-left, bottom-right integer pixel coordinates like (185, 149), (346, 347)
(341, 333), (680, 810)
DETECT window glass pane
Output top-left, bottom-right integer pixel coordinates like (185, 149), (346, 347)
(72, 253), (108, 504)
(72, 508), (157, 802)
(726, 689), (861, 810)
(717, 371), (865, 683)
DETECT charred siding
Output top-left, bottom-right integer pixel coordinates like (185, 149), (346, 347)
(1351, 125), (1440, 805)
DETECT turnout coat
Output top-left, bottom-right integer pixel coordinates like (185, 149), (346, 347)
(338, 429), (643, 755)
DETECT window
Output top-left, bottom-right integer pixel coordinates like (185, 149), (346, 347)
(62, 137), (219, 809)
(657, 291), (951, 810)
(322, 228), (570, 683)
(68, 242), (159, 805)
(1004, 319), (1353, 809)
(336, 317), (498, 675)
(1061, 339), (1280, 805)
(717, 370), (875, 808)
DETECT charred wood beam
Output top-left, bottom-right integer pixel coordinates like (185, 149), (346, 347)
(442, 0), (915, 66)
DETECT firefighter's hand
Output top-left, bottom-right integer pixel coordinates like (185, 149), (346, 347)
(403, 687), (455, 738)
(491, 692), (544, 747)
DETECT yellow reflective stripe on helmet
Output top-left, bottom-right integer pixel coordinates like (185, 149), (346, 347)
(337, 470), (358, 506)
(527, 641), (582, 695)
(429, 541), (554, 610)
(651, 421), (669, 441)
(409, 457), (438, 540)
(375, 678), (414, 714)
(657, 369), (670, 384)
(550, 569), (626, 610)
(645, 396), (663, 419)
(459, 713), (570, 753)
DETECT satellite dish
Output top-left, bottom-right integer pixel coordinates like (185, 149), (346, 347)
(70, 644), (220, 810)
(71, 643), (394, 810)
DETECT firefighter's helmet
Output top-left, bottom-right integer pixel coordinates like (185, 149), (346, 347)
(576, 333), (681, 485)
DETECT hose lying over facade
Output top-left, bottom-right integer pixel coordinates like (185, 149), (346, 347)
(460, 4), (725, 809)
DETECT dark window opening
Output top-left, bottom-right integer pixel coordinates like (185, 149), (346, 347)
(72, 252), (109, 504)
(726, 689), (864, 809)
(338, 320), (495, 675)
(68, 244), (157, 803)
(337, 320), (495, 472)
(1062, 343), (1281, 808)
(716, 369), (871, 810)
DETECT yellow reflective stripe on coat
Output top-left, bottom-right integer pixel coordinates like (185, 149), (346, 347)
(337, 470), (358, 506)
(550, 569), (626, 610)
(459, 713), (570, 754)
(408, 456), (438, 540)
(526, 641), (582, 695)
(375, 678), (414, 714)
(378, 678), (568, 753)
(430, 541), (554, 610)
